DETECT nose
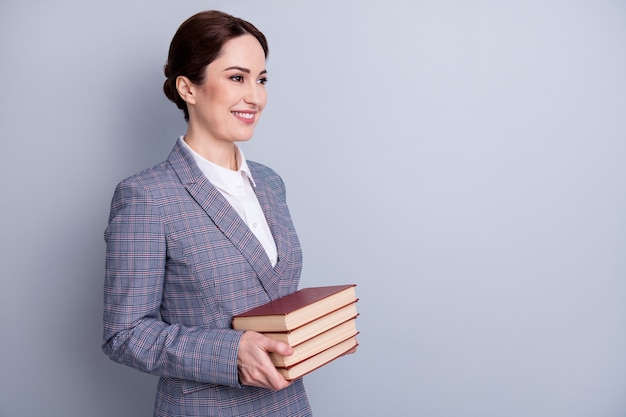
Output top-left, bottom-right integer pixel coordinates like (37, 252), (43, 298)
(244, 82), (265, 108)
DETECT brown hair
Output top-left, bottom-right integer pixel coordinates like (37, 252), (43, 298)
(163, 10), (269, 121)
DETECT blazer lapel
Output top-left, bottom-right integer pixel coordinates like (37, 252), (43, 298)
(167, 140), (280, 299)
(250, 177), (289, 295)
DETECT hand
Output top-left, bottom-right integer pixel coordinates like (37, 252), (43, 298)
(237, 331), (293, 391)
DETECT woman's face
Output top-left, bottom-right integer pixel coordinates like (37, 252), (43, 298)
(188, 34), (268, 144)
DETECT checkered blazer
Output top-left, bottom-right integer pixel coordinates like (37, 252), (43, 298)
(103, 140), (311, 417)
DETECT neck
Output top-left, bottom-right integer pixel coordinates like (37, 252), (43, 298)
(183, 132), (238, 171)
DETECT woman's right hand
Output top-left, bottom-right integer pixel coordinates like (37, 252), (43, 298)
(237, 331), (293, 391)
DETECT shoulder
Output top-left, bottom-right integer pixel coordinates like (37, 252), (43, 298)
(109, 160), (182, 212)
(248, 160), (286, 195)
(117, 160), (177, 190)
(247, 160), (279, 179)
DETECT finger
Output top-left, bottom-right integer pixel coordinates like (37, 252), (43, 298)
(267, 370), (292, 391)
(262, 337), (293, 356)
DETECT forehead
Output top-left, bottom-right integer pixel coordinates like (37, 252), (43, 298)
(212, 35), (266, 69)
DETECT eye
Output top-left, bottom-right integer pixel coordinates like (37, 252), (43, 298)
(257, 77), (268, 85)
(230, 75), (244, 83)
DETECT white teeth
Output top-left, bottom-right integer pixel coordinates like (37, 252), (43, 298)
(233, 111), (254, 119)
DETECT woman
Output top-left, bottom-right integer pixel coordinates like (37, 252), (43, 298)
(103, 10), (312, 416)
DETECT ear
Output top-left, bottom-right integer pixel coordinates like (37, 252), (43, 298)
(176, 76), (197, 105)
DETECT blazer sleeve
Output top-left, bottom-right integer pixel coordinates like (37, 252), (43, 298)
(102, 178), (243, 388)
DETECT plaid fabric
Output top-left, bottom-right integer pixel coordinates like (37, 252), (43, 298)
(103, 140), (311, 416)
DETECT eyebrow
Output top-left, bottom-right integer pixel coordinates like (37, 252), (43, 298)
(223, 66), (267, 76)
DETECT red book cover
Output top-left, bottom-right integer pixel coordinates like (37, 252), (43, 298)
(232, 284), (357, 332)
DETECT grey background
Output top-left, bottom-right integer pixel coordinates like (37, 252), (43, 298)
(1, 1), (625, 416)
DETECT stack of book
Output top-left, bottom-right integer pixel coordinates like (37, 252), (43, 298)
(232, 284), (359, 380)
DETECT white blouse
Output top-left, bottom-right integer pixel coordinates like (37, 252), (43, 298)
(180, 137), (278, 267)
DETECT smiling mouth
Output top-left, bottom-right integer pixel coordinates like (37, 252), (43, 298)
(232, 111), (255, 120)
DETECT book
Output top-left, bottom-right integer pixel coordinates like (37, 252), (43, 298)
(232, 284), (360, 380)
(263, 302), (359, 346)
(232, 284), (357, 332)
(276, 335), (359, 381)
(269, 318), (359, 367)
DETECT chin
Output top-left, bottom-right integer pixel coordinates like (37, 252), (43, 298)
(234, 134), (254, 143)
(234, 128), (256, 142)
